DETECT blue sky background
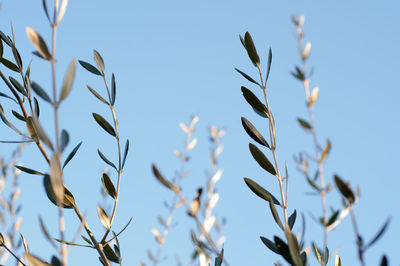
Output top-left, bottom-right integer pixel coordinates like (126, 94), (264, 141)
(0, 0), (399, 265)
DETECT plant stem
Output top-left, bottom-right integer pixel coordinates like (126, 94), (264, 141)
(2, 243), (26, 266)
(349, 206), (365, 266)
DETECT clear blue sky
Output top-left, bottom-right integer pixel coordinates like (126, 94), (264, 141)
(0, 0), (399, 265)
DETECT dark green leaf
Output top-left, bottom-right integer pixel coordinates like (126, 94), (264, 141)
(12, 47), (22, 69)
(26, 27), (52, 60)
(0, 38), (3, 57)
(241, 117), (269, 147)
(380, 255), (388, 266)
(9, 77), (26, 96)
(0, 92), (17, 103)
(31, 81), (52, 103)
(81, 235), (93, 246)
(111, 73), (116, 105)
(291, 66), (305, 81)
(152, 164), (179, 193)
(243, 177), (280, 204)
(326, 211), (339, 227)
(244, 32), (260, 66)
(103, 243), (120, 263)
(285, 229), (303, 266)
(334, 175), (355, 204)
(241, 86), (268, 118)
(98, 149), (117, 170)
(249, 143), (276, 175)
(269, 196), (284, 230)
(43, 174), (75, 209)
(235, 68), (260, 86)
(93, 50), (105, 74)
(297, 118), (312, 130)
(15, 165), (44, 175)
(274, 237), (293, 264)
(34, 97), (40, 117)
(260, 236), (279, 254)
(239, 34), (245, 48)
(306, 176), (321, 192)
(62, 142), (82, 169)
(102, 173), (116, 199)
(51, 256), (62, 266)
(365, 217), (390, 250)
(60, 129), (69, 153)
(93, 113), (116, 137)
(42, 0), (51, 23)
(122, 139), (129, 169)
(266, 48), (272, 82)
(87, 85), (109, 105)
(12, 110), (25, 121)
(288, 210), (297, 230)
(312, 242), (322, 265)
(0, 31), (12, 46)
(0, 58), (19, 72)
(78, 60), (102, 76)
(59, 59), (76, 102)
(215, 248), (223, 266)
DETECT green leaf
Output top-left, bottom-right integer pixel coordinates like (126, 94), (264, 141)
(87, 85), (109, 105)
(31, 81), (52, 103)
(43, 174), (75, 209)
(306, 175), (321, 192)
(274, 236), (293, 264)
(57, 0), (68, 23)
(260, 236), (279, 254)
(96, 206), (111, 229)
(26, 27), (51, 60)
(215, 248), (224, 266)
(0, 38), (3, 57)
(111, 73), (116, 105)
(241, 117), (269, 147)
(62, 142), (82, 169)
(15, 165), (44, 175)
(60, 129), (69, 153)
(269, 196), (284, 230)
(152, 164), (179, 193)
(93, 113), (116, 137)
(98, 149), (117, 170)
(59, 59), (76, 102)
(78, 60), (102, 76)
(285, 229), (303, 266)
(12, 46), (22, 69)
(320, 140), (331, 162)
(380, 255), (387, 266)
(122, 139), (129, 169)
(103, 243), (120, 263)
(297, 118), (312, 130)
(0, 31), (12, 46)
(241, 86), (268, 118)
(31, 115), (54, 151)
(12, 110), (25, 121)
(312, 242), (323, 265)
(0, 92), (17, 103)
(291, 66), (305, 81)
(51, 256), (62, 266)
(288, 210), (297, 230)
(81, 235), (93, 246)
(50, 154), (64, 205)
(243, 177), (280, 204)
(93, 50), (105, 74)
(244, 32), (260, 66)
(266, 48), (272, 82)
(102, 173), (116, 199)
(26, 116), (39, 141)
(9, 76), (26, 96)
(235, 68), (260, 86)
(0, 58), (19, 72)
(334, 175), (355, 204)
(326, 210), (339, 227)
(249, 143), (276, 175)
(34, 97), (40, 117)
(42, 0), (51, 23)
(365, 217), (390, 250)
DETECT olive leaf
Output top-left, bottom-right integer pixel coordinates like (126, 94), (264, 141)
(93, 49), (105, 74)
(297, 118), (312, 130)
(266, 48), (272, 82)
(50, 154), (64, 204)
(0, 58), (19, 72)
(87, 85), (109, 105)
(93, 113), (116, 137)
(9, 76), (26, 96)
(111, 73), (116, 105)
(43, 175), (75, 209)
(249, 143), (276, 175)
(31, 81), (52, 103)
(260, 236), (279, 254)
(334, 175), (355, 204)
(96, 206), (111, 230)
(59, 58), (76, 102)
(15, 165), (44, 175)
(241, 86), (268, 118)
(121, 139), (129, 169)
(78, 60), (102, 76)
(288, 209), (297, 230)
(152, 164), (179, 193)
(244, 32), (260, 66)
(60, 129), (69, 153)
(241, 117), (269, 147)
(26, 27), (51, 60)
(62, 141), (82, 169)
(102, 173), (116, 200)
(235, 68), (261, 86)
(98, 149), (117, 170)
(243, 177), (280, 205)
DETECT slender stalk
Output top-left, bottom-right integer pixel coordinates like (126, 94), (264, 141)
(349, 206), (365, 266)
(2, 244), (26, 266)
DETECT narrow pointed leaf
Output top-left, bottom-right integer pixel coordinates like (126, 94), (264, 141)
(78, 60), (102, 76)
(31, 115), (54, 150)
(244, 32), (260, 66)
(235, 68), (260, 86)
(312, 242), (323, 265)
(9, 76), (26, 96)
(103, 243), (120, 263)
(102, 173), (116, 199)
(42, 0), (51, 23)
(34, 97), (40, 117)
(60, 129), (69, 153)
(0, 31), (12, 46)
(39, 216), (56, 248)
(285, 229), (303, 266)
(93, 113), (116, 137)
(59, 59), (76, 102)
(241, 117), (269, 147)
(12, 110), (25, 121)
(288, 210), (297, 230)
(241, 86), (268, 118)
(0, 38), (3, 57)
(243, 178), (280, 204)
(335, 255), (341, 266)
(334, 175), (355, 204)
(96, 206), (111, 229)
(365, 217), (390, 249)
(380, 255), (387, 266)
(62, 141), (82, 169)
(122, 139), (129, 169)
(152, 164), (179, 193)
(0, 58), (19, 72)
(93, 50), (105, 74)
(98, 149), (117, 170)
(269, 197), (284, 230)
(26, 116), (39, 141)
(50, 154), (64, 205)
(0, 92), (17, 103)
(81, 235), (93, 246)
(266, 48), (272, 82)
(87, 85), (109, 104)
(260, 236), (279, 254)
(111, 73), (116, 105)
(12, 46), (22, 69)
(15, 165), (44, 175)
(57, 0), (68, 23)
(31, 81), (52, 103)
(326, 210), (339, 226)
(297, 118), (312, 130)
(26, 27), (51, 60)
(249, 143), (276, 175)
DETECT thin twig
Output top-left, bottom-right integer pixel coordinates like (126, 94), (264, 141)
(349, 206), (365, 266)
